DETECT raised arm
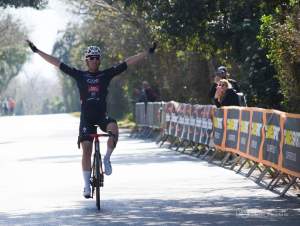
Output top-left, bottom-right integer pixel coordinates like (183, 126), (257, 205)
(26, 40), (61, 67)
(125, 43), (157, 66)
(125, 51), (147, 66)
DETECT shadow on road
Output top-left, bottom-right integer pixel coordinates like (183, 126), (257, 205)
(112, 149), (200, 166)
(1, 196), (299, 226)
(17, 148), (198, 165)
(16, 132), (200, 166)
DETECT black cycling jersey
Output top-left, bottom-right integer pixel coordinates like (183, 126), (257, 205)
(59, 62), (127, 123)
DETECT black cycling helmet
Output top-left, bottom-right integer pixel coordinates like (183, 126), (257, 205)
(215, 69), (226, 79)
(218, 65), (227, 72)
(217, 65), (227, 73)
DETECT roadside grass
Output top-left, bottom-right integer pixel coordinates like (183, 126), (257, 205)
(71, 112), (80, 118)
(70, 112), (135, 129)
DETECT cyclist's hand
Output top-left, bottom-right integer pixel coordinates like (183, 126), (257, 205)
(26, 40), (38, 53)
(148, 42), (157, 54)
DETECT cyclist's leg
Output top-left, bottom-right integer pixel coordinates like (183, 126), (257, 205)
(79, 121), (95, 197)
(99, 116), (118, 175)
(81, 141), (92, 171)
(106, 121), (119, 156)
(81, 140), (93, 197)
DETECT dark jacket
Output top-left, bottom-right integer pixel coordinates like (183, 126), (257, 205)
(228, 79), (240, 93)
(214, 88), (240, 108)
(209, 83), (218, 103)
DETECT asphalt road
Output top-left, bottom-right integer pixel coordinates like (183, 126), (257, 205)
(0, 114), (299, 226)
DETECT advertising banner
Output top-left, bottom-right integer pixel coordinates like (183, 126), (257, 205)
(248, 108), (264, 161)
(213, 108), (226, 149)
(281, 113), (300, 177)
(193, 105), (202, 143)
(169, 102), (180, 137)
(261, 111), (282, 168)
(187, 105), (197, 141)
(199, 105), (214, 146)
(175, 103), (185, 138)
(163, 102), (178, 136)
(238, 109), (251, 154)
(225, 107), (240, 153)
(181, 104), (192, 140)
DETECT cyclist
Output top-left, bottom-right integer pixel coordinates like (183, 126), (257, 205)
(26, 40), (157, 198)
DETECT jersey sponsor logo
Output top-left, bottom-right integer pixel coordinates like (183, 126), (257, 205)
(86, 78), (99, 84)
(88, 85), (100, 92)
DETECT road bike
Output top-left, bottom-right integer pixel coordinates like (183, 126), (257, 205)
(89, 130), (113, 210)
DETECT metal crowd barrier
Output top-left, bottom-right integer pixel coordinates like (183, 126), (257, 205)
(132, 102), (166, 138)
(132, 101), (300, 197)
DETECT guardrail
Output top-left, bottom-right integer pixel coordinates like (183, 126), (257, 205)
(131, 101), (300, 197)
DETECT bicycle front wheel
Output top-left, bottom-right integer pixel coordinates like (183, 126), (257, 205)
(95, 152), (101, 210)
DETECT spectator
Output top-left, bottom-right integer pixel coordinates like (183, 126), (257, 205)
(8, 97), (16, 115)
(209, 66), (240, 104)
(214, 79), (240, 108)
(209, 69), (222, 103)
(131, 88), (141, 121)
(132, 88), (141, 103)
(2, 98), (8, 115)
(139, 81), (159, 102)
(217, 66), (240, 92)
(217, 66), (248, 106)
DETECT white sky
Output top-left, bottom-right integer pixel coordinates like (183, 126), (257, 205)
(6, 0), (75, 81)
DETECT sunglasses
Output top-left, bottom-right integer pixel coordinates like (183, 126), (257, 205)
(87, 56), (100, 61)
(218, 83), (227, 88)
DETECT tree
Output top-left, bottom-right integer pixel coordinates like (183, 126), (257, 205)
(119, 0), (293, 110)
(54, 0), (300, 115)
(0, 0), (47, 8)
(52, 30), (81, 113)
(0, 13), (27, 94)
(0, 0), (48, 95)
(258, 1), (300, 113)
